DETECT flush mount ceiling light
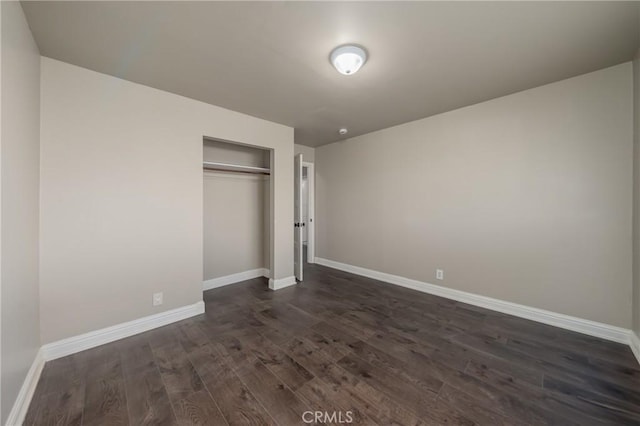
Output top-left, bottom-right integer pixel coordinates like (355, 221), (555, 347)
(330, 45), (367, 75)
(338, 128), (348, 135)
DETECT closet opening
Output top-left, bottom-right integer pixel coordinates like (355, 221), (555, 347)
(202, 137), (272, 291)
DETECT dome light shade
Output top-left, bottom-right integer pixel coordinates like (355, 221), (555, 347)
(330, 45), (367, 75)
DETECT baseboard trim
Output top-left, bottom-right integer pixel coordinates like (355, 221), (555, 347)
(269, 276), (297, 290)
(315, 257), (632, 345)
(4, 348), (45, 426)
(203, 268), (269, 291)
(42, 301), (205, 361)
(630, 332), (640, 365)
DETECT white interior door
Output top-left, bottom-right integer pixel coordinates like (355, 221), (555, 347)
(294, 153), (303, 281)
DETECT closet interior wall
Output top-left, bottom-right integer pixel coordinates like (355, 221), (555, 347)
(203, 139), (270, 281)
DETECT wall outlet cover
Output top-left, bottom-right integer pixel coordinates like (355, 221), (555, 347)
(153, 292), (163, 306)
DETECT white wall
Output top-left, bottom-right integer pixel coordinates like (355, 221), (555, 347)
(317, 63), (633, 328)
(295, 144), (315, 163)
(203, 172), (269, 280)
(204, 139), (270, 168)
(40, 58), (294, 344)
(1, 2), (41, 423)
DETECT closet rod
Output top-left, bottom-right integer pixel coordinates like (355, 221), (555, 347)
(203, 161), (271, 175)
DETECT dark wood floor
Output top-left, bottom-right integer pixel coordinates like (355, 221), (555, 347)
(25, 260), (640, 425)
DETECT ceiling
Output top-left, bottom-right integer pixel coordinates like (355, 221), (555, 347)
(21, 1), (640, 147)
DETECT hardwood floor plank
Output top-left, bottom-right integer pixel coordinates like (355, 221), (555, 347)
(119, 336), (158, 375)
(507, 333), (640, 389)
(456, 328), (640, 403)
(122, 367), (176, 426)
(187, 343), (276, 425)
(442, 370), (570, 426)
(543, 374), (640, 424)
(463, 349), (543, 387)
(482, 319), (638, 370)
(284, 337), (431, 426)
(438, 384), (521, 426)
(81, 344), (130, 426)
(325, 315), (377, 342)
(284, 336), (341, 380)
(365, 334), (460, 385)
(368, 317), (472, 371)
(83, 374), (129, 426)
(234, 330), (315, 391)
(216, 338), (312, 425)
(463, 359), (605, 425)
(336, 353), (440, 416)
(346, 340), (444, 394)
(308, 321), (362, 360)
(151, 343), (205, 395)
(38, 354), (87, 397)
(171, 390), (228, 426)
(295, 377), (374, 425)
(148, 335), (231, 426)
(173, 320), (212, 356)
(25, 384), (85, 426)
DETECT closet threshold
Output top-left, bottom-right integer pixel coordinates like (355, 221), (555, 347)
(203, 161), (271, 175)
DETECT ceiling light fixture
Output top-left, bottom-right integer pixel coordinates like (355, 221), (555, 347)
(330, 45), (367, 75)
(338, 128), (348, 135)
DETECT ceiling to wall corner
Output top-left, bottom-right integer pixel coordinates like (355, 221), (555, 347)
(21, 1), (640, 147)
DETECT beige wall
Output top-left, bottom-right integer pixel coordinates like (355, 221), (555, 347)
(317, 63), (633, 328)
(1, 2), (41, 423)
(40, 58), (294, 344)
(204, 139), (270, 168)
(203, 172), (269, 280)
(295, 144), (315, 163)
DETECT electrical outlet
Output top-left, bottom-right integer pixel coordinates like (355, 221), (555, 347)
(436, 269), (444, 280)
(153, 292), (163, 306)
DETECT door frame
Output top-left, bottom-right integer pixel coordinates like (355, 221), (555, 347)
(302, 161), (315, 264)
(294, 154), (303, 281)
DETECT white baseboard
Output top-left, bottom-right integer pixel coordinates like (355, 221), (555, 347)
(630, 332), (640, 365)
(269, 276), (297, 290)
(42, 300), (205, 361)
(315, 257), (633, 345)
(4, 348), (45, 426)
(203, 268), (269, 291)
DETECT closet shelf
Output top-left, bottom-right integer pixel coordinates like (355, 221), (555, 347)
(203, 161), (270, 175)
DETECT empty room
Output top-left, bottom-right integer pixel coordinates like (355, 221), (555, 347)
(3, 1), (640, 425)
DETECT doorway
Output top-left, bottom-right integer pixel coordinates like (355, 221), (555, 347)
(302, 161), (315, 265)
(294, 154), (315, 281)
